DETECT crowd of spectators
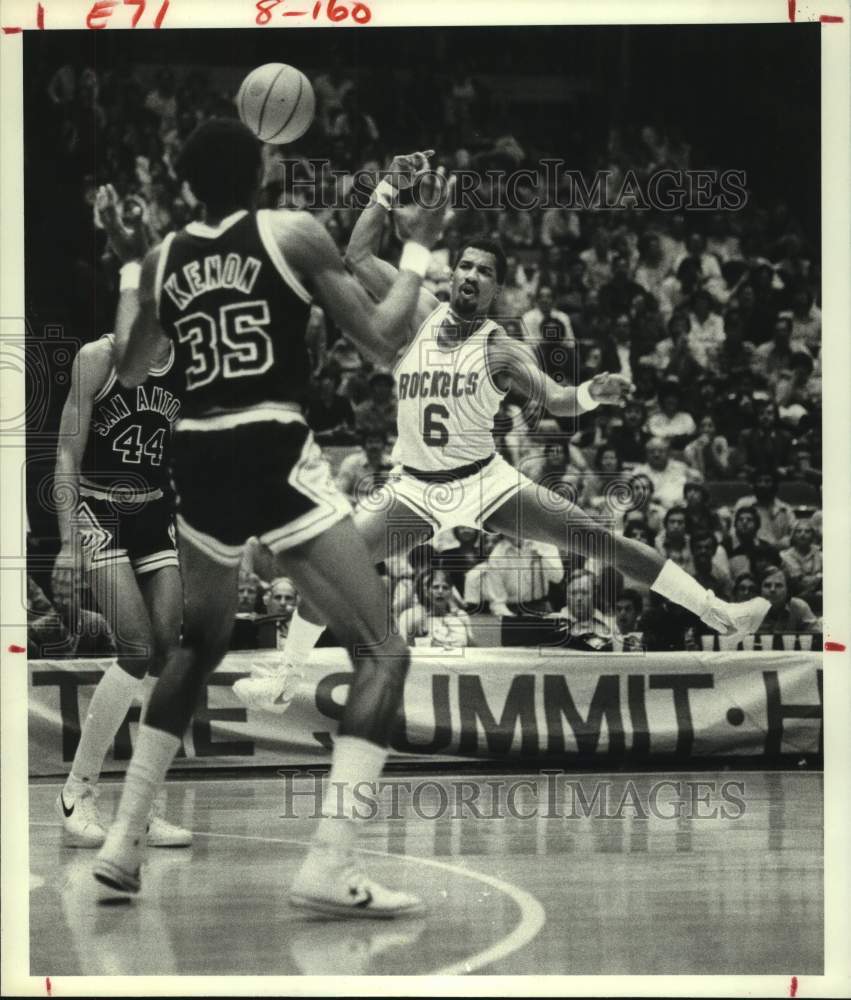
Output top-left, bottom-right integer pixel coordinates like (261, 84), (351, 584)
(27, 56), (823, 654)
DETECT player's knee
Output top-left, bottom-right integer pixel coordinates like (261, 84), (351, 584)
(181, 622), (230, 673)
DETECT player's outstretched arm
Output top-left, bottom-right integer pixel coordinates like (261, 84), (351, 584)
(281, 179), (451, 366)
(345, 151), (439, 327)
(114, 247), (169, 387)
(52, 341), (112, 599)
(488, 329), (634, 419)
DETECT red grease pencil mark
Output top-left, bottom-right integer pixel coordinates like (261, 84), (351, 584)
(37, 2), (44, 27)
(789, 975), (798, 997)
(820, 14), (844, 21)
(2, 25), (23, 32)
(788, 0), (796, 20)
(824, 641), (846, 652)
(45, 977), (52, 997)
(8, 644), (25, 653)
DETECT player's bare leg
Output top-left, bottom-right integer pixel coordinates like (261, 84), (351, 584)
(234, 497), (434, 712)
(483, 483), (769, 638)
(273, 517), (423, 917)
(58, 561), (186, 848)
(135, 566), (192, 846)
(94, 539), (241, 895)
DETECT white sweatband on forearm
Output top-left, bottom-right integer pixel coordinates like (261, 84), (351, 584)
(119, 261), (142, 291)
(399, 241), (431, 278)
(576, 380), (600, 412)
(371, 179), (397, 211)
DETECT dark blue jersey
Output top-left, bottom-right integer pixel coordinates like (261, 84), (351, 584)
(80, 334), (182, 500)
(156, 209), (313, 420)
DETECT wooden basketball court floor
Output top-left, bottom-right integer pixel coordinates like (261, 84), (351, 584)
(28, 768), (822, 977)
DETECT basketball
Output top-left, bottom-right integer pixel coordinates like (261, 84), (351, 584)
(236, 63), (316, 144)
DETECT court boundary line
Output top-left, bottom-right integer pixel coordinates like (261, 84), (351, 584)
(29, 817), (545, 976)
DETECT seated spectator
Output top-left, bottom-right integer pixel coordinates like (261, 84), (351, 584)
(620, 473), (666, 536)
(646, 379), (697, 447)
(27, 574), (114, 658)
(497, 203), (535, 248)
(724, 506), (780, 580)
(579, 226), (614, 292)
(607, 399), (649, 465)
(780, 521), (822, 610)
(643, 310), (691, 376)
(264, 576), (298, 622)
(735, 399), (794, 478)
(683, 481), (722, 536)
(774, 351), (818, 428)
(789, 287), (821, 356)
(599, 254), (645, 318)
(634, 232), (669, 307)
(236, 571), (263, 618)
(555, 573), (612, 650)
(434, 526), (489, 600)
(306, 369), (355, 443)
(732, 572), (759, 602)
(655, 506), (693, 571)
(612, 588), (645, 651)
(757, 567), (819, 634)
(751, 313), (812, 387)
(718, 307), (755, 375)
(623, 516), (655, 548)
(632, 438), (701, 511)
(336, 430), (394, 502)
(733, 471), (796, 549)
(583, 445), (623, 510)
(686, 289), (725, 370)
(398, 569), (474, 648)
(353, 369), (397, 440)
(523, 427), (588, 497)
(683, 414), (730, 480)
(689, 531), (733, 600)
(482, 535), (564, 617)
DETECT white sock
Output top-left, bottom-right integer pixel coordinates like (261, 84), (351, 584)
(282, 610), (325, 673)
(67, 662), (143, 789)
(651, 559), (713, 617)
(314, 735), (388, 854)
(113, 724), (181, 837)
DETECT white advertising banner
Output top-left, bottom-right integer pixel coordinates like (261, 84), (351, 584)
(27, 649), (823, 776)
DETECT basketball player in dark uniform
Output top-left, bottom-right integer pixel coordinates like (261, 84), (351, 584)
(53, 324), (190, 848)
(93, 118), (452, 917)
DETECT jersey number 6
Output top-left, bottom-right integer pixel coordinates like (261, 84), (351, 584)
(423, 403), (449, 447)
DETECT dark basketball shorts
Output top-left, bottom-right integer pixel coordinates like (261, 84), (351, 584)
(171, 406), (351, 567)
(74, 492), (178, 575)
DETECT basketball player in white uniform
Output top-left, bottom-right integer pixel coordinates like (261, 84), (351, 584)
(236, 151), (769, 709)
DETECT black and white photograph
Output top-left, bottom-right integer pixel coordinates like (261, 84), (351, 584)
(1, 0), (849, 993)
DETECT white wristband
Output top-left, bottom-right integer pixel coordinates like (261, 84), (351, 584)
(371, 179), (396, 211)
(576, 380), (600, 412)
(119, 261), (142, 292)
(399, 241), (431, 278)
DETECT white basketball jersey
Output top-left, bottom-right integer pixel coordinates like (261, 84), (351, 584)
(392, 303), (506, 472)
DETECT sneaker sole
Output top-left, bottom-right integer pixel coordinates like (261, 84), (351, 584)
(60, 831), (106, 849)
(93, 860), (141, 896)
(289, 892), (425, 920)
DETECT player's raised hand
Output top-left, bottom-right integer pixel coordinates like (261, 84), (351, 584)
(588, 372), (634, 407)
(396, 167), (456, 249)
(95, 184), (150, 264)
(385, 149), (435, 190)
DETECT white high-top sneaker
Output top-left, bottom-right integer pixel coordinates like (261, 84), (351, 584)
(232, 662), (304, 714)
(146, 792), (192, 848)
(56, 781), (106, 848)
(701, 595), (771, 642)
